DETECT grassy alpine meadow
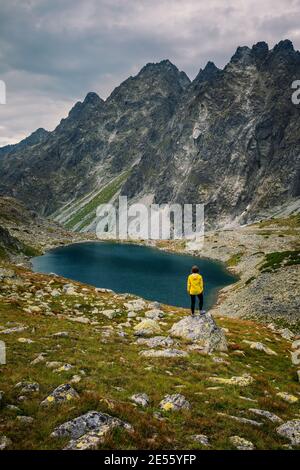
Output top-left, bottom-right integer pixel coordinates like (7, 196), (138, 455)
(0, 262), (299, 450)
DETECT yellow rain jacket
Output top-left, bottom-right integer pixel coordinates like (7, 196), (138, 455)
(187, 273), (203, 295)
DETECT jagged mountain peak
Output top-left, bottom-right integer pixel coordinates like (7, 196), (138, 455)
(229, 40), (297, 68)
(63, 91), (103, 122)
(139, 58), (180, 74)
(0, 127), (49, 158)
(136, 59), (190, 86)
(194, 61), (220, 83)
(229, 45), (253, 65)
(273, 39), (295, 53)
(83, 91), (104, 105)
(251, 41), (269, 59)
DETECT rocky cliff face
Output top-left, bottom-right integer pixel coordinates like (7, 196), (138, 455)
(0, 41), (299, 230)
(122, 40), (300, 229)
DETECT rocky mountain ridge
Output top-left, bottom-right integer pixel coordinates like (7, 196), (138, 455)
(0, 40), (299, 231)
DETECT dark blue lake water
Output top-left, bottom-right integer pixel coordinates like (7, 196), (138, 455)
(32, 242), (237, 309)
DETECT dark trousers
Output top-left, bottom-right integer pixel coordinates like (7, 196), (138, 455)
(190, 293), (203, 314)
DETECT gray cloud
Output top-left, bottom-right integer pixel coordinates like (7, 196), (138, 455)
(0, 0), (299, 145)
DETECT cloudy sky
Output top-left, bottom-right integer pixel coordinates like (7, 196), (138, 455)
(0, 0), (299, 146)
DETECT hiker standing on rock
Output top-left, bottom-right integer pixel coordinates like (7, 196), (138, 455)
(187, 265), (205, 316)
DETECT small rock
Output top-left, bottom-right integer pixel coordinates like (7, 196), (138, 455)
(218, 413), (262, 427)
(135, 336), (174, 348)
(191, 434), (209, 446)
(124, 300), (146, 311)
(6, 405), (21, 412)
(0, 326), (28, 335)
(41, 383), (79, 406)
(30, 306), (42, 314)
(31, 353), (47, 365)
(69, 316), (90, 324)
(140, 349), (188, 358)
(277, 419), (300, 445)
(134, 319), (161, 337)
(229, 435), (254, 450)
(18, 338), (35, 344)
(127, 311), (138, 318)
(70, 375), (82, 384)
(0, 435), (12, 450)
(243, 340), (277, 356)
(208, 374), (254, 386)
(64, 426), (113, 450)
(102, 309), (118, 319)
(212, 357), (229, 364)
(249, 408), (283, 423)
(16, 416), (34, 425)
(50, 289), (60, 297)
(159, 394), (190, 411)
(54, 363), (73, 373)
(232, 350), (245, 356)
(51, 331), (69, 338)
(291, 349), (300, 365)
(276, 392), (298, 404)
(46, 361), (62, 369)
(131, 393), (150, 407)
(144, 309), (164, 320)
(292, 339), (300, 350)
(239, 396), (257, 403)
(278, 328), (294, 341)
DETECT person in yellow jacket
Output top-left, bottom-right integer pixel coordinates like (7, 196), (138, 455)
(187, 265), (205, 316)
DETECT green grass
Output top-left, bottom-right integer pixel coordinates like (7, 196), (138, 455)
(22, 244), (42, 257)
(258, 214), (300, 229)
(259, 250), (300, 273)
(0, 263), (300, 450)
(65, 171), (130, 231)
(0, 246), (8, 260)
(226, 252), (244, 267)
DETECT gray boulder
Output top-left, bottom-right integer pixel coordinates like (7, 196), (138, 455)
(276, 419), (300, 445)
(51, 410), (131, 440)
(15, 381), (39, 394)
(131, 393), (150, 407)
(169, 314), (227, 353)
(229, 435), (254, 450)
(191, 434), (209, 446)
(41, 383), (79, 406)
(144, 309), (164, 320)
(249, 408), (283, 424)
(159, 393), (190, 411)
(135, 336), (174, 348)
(140, 349), (188, 358)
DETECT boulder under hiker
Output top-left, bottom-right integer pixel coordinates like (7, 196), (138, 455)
(187, 265), (205, 316)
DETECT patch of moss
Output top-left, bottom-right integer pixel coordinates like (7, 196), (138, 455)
(245, 276), (256, 286)
(65, 171), (130, 231)
(259, 250), (300, 273)
(22, 244), (42, 257)
(258, 214), (300, 229)
(0, 246), (8, 260)
(226, 252), (244, 267)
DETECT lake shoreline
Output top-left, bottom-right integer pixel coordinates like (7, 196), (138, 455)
(32, 240), (237, 310)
